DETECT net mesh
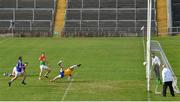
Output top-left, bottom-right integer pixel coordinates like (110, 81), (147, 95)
(151, 40), (180, 93)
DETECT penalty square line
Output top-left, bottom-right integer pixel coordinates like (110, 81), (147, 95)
(61, 73), (77, 101)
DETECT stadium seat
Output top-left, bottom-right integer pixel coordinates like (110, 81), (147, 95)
(63, 0), (157, 36)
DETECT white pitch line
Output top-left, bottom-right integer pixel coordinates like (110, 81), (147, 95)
(61, 73), (77, 101)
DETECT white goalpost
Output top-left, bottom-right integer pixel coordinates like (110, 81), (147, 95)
(145, 0), (180, 93)
(146, 0), (152, 92)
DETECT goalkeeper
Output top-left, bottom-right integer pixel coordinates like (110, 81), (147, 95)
(50, 61), (81, 82)
(152, 53), (162, 93)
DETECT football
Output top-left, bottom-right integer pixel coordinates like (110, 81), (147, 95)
(143, 62), (147, 66)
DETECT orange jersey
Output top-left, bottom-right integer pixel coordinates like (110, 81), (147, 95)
(64, 68), (73, 76)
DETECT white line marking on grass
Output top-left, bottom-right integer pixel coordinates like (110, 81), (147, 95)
(61, 73), (77, 101)
(147, 90), (151, 101)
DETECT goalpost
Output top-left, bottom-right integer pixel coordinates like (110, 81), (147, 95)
(146, 0), (152, 92)
(145, 0), (180, 93)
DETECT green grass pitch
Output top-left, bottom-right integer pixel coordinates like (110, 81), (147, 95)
(0, 37), (180, 101)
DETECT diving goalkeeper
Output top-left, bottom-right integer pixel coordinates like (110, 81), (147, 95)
(50, 61), (81, 82)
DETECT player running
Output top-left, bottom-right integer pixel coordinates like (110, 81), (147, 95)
(3, 62), (28, 77)
(50, 61), (81, 82)
(38, 52), (51, 80)
(8, 56), (27, 87)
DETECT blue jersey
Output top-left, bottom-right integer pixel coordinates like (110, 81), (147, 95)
(59, 71), (64, 78)
(16, 60), (23, 72)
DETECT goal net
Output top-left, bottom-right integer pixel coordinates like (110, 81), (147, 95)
(143, 32), (180, 93)
(143, 0), (180, 94)
(151, 40), (180, 93)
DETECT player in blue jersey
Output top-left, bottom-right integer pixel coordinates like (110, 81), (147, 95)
(3, 62), (28, 77)
(8, 56), (27, 87)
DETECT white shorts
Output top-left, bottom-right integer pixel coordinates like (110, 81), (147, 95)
(40, 65), (48, 70)
(13, 67), (16, 73)
(13, 67), (23, 76)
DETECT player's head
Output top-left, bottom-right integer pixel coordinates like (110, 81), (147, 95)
(18, 56), (22, 61)
(58, 60), (64, 68)
(151, 53), (155, 58)
(41, 51), (45, 55)
(57, 60), (62, 65)
(162, 64), (166, 68)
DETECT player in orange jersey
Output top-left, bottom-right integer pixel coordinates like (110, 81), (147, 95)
(50, 60), (81, 82)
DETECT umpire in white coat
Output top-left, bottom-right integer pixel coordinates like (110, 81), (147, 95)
(162, 65), (175, 97)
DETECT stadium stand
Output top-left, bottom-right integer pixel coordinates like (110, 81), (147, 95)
(0, 10), (13, 20)
(100, 0), (116, 8)
(66, 10), (81, 20)
(0, 0), (55, 37)
(34, 10), (53, 20)
(18, 0), (34, 8)
(67, 0), (82, 8)
(83, 0), (99, 8)
(82, 10), (99, 20)
(0, 0), (16, 8)
(0, 21), (10, 30)
(36, 0), (54, 8)
(172, 0), (180, 33)
(136, 0), (147, 8)
(15, 10), (33, 20)
(63, 0), (157, 37)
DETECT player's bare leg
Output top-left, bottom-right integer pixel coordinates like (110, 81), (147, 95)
(44, 68), (51, 78)
(8, 75), (18, 87)
(39, 69), (43, 80)
(50, 75), (61, 82)
(9, 71), (15, 77)
(22, 73), (27, 85)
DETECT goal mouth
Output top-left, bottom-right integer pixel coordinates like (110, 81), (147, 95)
(147, 40), (180, 94)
